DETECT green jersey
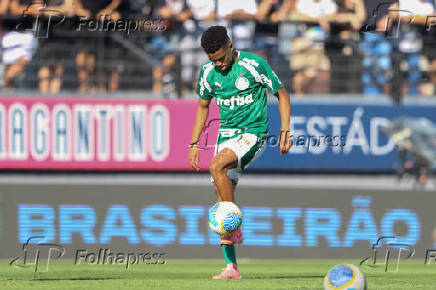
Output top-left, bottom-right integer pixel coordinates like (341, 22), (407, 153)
(196, 50), (283, 143)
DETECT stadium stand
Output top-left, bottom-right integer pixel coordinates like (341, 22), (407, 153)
(0, 0), (435, 101)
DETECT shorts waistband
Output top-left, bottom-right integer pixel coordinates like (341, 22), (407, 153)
(218, 128), (242, 138)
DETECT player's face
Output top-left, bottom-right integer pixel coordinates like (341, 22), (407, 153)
(208, 42), (233, 71)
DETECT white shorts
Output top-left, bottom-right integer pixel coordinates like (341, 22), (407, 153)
(210, 132), (267, 183)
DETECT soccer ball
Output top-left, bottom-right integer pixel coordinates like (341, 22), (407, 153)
(208, 202), (243, 235)
(324, 264), (367, 290)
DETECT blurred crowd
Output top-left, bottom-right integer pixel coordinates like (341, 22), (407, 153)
(0, 0), (435, 100)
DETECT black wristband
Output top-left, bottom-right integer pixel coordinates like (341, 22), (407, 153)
(189, 141), (199, 148)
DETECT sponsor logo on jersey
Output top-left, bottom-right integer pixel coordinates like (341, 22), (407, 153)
(216, 94), (254, 109)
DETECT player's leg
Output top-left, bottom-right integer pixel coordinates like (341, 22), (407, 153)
(212, 134), (267, 280)
(212, 169), (243, 245)
(213, 244), (241, 280)
(213, 177), (242, 277)
(213, 179), (237, 202)
(209, 148), (238, 202)
(219, 133), (266, 247)
(210, 152), (243, 279)
(218, 174), (243, 247)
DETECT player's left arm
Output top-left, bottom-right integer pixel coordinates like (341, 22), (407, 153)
(275, 87), (292, 155)
(258, 57), (292, 155)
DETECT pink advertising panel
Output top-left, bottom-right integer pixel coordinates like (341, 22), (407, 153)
(0, 97), (219, 170)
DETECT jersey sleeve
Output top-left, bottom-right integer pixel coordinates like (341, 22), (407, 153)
(258, 58), (284, 95)
(196, 63), (214, 100)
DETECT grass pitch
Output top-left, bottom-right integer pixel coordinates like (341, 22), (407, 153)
(0, 259), (435, 289)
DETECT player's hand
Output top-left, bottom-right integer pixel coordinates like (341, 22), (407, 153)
(188, 146), (200, 171)
(279, 130), (292, 155)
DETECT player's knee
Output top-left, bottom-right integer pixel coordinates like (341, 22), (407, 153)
(209, 159), (225, 177)
(209, 160), (218, 176)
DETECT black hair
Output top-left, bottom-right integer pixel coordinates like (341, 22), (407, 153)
(201, 26), (230, 54)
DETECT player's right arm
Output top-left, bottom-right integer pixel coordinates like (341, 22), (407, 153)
(189, 62), (214, 171)
(188, 98), (211, 171)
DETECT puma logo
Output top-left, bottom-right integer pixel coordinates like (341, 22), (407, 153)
(215, 82), (222, 89)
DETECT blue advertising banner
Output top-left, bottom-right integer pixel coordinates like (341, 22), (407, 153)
(1, 183), (434, 259)
(250, 102), (436, 171)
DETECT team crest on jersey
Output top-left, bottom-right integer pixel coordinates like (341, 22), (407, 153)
(235, 77), (249, 90)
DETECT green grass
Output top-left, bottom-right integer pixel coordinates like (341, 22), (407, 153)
(0, 259), (435, 289)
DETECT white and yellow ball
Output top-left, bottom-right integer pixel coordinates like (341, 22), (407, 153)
(208, 202), (243, 235)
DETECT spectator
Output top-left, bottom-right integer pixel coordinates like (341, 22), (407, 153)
(422, 5), (436, 96)
(119, 0), (152, 19)
(281, 0), (336, 96)
(0, 0), (10, 14)
(9, 0), (40, 15)
(254, 0), (283, 62)
(74, 0), (121, 21)
(359, 0), (398, 96)
(2, 32), (35, 89)
(275, 0), (298, 61)
(2, 0), (37, 90)
(179, 0), (216, 93)
(324, 0), (365, 93)
(290, 26), (331, 96)
(73, 0), (121, 93)
(281, 0), (337, 29)
(186, 0), (215, 22)
(37, 0), (74, 94)
(216, 0), (257, 50)
(395, 0), (434, 95)
(149, 0), (190, 96)
(427, 59), (436, 95)
(326, 0), (365, 31)
(217, 0), (257, 20)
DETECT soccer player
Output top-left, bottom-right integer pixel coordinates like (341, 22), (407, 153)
(188, 26), (292, 280)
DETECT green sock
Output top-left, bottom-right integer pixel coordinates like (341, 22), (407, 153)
(221, 245), (237, 265)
